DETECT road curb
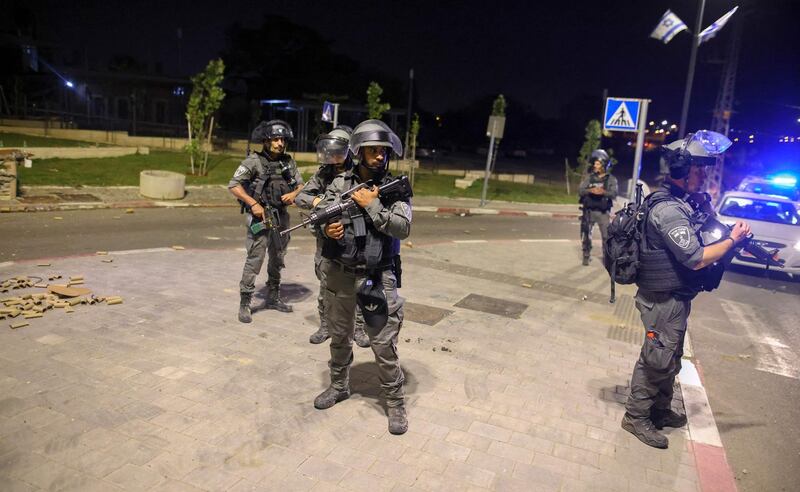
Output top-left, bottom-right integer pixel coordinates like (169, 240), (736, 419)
(414, 205), (579, 219)
(679, 354), (739, 492)
(0, 201), (237, 213)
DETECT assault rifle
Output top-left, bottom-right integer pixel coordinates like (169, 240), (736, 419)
(280, 176), (413, 237)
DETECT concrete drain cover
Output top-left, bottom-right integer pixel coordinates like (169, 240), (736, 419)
(404, 302), (454, 326)
(454, 293), (528, 319)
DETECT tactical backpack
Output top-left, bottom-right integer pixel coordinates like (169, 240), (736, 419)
(602, 187), (671, 303)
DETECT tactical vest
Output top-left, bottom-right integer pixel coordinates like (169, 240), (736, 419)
(636, 190), (721, 294)
(247, 153), (293, 208)
(322, 173), (403, 271)
(581, 174), (613, 211)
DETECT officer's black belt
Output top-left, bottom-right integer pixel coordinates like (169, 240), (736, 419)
(331, 259), (393, 275)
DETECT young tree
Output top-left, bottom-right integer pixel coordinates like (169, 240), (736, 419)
(186, 59), (225, 175)
(577, 119), (601, 172)
(491, 94), (506, 117)
(366, 81), (390, 120)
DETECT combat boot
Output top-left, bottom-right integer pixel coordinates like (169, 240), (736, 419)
(354, 325), (371, 348)
(621, 413), (668, 449)
(651, 408), (688, 430)
(238, 294), (252, 323)
(388, 406), (408, 435)
(314, 386), (350, 410)
(309, 325), (329, 344)
(582, 255), (590, 266)
(265, 284), (292, 313)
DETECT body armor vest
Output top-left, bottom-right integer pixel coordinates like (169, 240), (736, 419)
(636, 190), (724, 295)
(322, 173), (403, 270)
(581, 174), (612, 211)
(247, 153), (292, 209)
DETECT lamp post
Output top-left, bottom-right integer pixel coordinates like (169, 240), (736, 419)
(678, 0), (706, 138)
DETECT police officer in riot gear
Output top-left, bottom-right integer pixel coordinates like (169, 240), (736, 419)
(579, 149), (618, 265)
(295, 126), (371, 348)
(621, 130), (751, 449)
(311, 119), (412, 435)
(229, 120), (304, 322)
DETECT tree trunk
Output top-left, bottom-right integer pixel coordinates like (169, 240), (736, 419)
(203, 116), (214, 176)
(187, 119), (195, 175)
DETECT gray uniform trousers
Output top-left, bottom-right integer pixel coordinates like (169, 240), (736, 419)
(324, 263), (405, 407)
(582, 209), (610, 255)
(625, 290), (691, 419)
(313, 240), (363, 331)
(239, 208), (291, 294)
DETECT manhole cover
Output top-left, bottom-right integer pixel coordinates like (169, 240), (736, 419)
(404, 302), (454, 326)
(454, 293), (528, 319)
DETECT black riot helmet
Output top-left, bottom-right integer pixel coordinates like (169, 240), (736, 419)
(588, 149), (611, 172)
(315, 126), (353, 169)
(251, 119), (294, 144)
(662, 130), (731, 179)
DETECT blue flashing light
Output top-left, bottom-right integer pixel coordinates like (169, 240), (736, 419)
(65, 81), (74, 88)
(260, 99), (291, 105)
(770, 175), (797, 188)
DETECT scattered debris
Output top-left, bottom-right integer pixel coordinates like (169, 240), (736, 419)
(1, 276), (40, 293)
(96, 251), (108, 256)
(172, 245), (185, 250)
(101, 259), (114, 263)
(405, 241), (414, 248)
(9, 322), (28, 329)
(125, 209), (135, 214)
(582, 295), (588, 301)
(738, 354), (752, 360)
(37, 263), (51, 267)
(404, 338), (411, 343)
(441, 346), (451, 352)
(54, 216), (63, 220)
(521, 283), (532, 288)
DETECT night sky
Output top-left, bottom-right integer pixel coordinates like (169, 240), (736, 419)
(21, 0), (800, 135)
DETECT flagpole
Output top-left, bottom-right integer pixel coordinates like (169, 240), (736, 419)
(678, 0), (706, 138)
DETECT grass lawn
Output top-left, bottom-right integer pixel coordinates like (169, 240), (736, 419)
(17, 152), (577, 203)
(0, 132), (111, 148)
(412, 172), (577, 204)
(16, 151), (316, 187)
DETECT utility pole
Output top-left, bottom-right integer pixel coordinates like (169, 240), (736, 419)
(706, 15), (742, 202)
(404, 69), (414, 159)
(679, 0), (706, 138)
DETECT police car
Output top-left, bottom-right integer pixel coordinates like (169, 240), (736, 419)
(737, 174), (799, 200)
(715, 190), (800, 278)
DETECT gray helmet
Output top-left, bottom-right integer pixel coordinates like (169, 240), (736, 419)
(349, 119), (403, 157)
(588, 149), (611, 172)
(315, 126), (353, 165)
(663, 130), (731, 179)
(251, 119), (294, 143)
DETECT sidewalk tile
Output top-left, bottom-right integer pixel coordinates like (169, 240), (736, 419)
(422, 438), (471, 462)
(297, 456), (351, 483)
(467, 421), (512, 442)
(442, 460), (495, 488)
(181, 465), (243, 491)
(486, 440), (535, 464)
(336, 469), (396, 492)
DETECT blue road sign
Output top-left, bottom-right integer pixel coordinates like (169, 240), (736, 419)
(604, 98), (642, 132)
(322, 101), (334, 122)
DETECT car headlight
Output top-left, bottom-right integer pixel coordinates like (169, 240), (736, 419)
(794, 240), (800, 252)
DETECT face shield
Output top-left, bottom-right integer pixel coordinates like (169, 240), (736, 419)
(316, 136), (350, 165)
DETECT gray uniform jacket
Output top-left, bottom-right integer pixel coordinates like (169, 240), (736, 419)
(579, 173), (618, 210)
(227, 152), (303, 203)
(316, 171), (412, 251)
(295, 168), (333, 210)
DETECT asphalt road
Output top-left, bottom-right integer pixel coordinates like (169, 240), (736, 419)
(1, 207), (798, 491)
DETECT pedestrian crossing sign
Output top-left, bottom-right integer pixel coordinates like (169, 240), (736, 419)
(604, 97), (642, 132)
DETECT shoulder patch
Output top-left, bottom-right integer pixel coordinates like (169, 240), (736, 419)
(400, 202), (412, 220)
(234, 165), (249, 177)
(668, 225), (692, 249)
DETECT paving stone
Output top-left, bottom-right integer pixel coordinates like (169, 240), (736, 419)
(106, 462), (165, 490)
(397, 447), (450, 475)
(144, 451), (199, 481)
(442, 460), (495, 488)
(148, 478), (206, 492)
(296, 455), (350, 483)
(467, 421), (512, 442)
(367, 458), (423, 486)
(422, 438), (471, 462)
(181, 465), (244, 491)
(486, 440), (535, 464)
(444, 429), (492, 452)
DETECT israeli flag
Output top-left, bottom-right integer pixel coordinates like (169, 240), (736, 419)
(699, 6), (739, 44)
(650, 10), (688, 44)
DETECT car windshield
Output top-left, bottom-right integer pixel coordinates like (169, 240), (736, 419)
(720, 196), (800, 226)
(741, 182), (798, 200)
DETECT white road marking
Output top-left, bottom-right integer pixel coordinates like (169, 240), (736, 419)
(518, 239), (572, 243)
(452, 240), (488, 244)
(108, 247), (175, 255)
(205, 236), (221, 240)
(0, 261), (15, 268)
(722, 299), (799, 380)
